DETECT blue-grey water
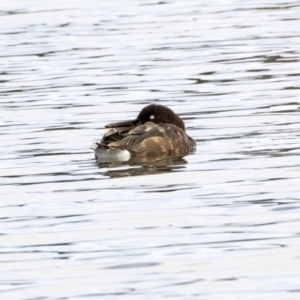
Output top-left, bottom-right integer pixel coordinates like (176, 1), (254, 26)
(1, 0), (300, 299)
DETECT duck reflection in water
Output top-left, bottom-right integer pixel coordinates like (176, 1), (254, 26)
(92, 104), (196, 165)
(97, 156), (188, 178)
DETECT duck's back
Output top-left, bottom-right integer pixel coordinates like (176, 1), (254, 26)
(107, 122), (195, 158)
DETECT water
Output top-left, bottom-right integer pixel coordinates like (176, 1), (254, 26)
(1, 0), (300, 298)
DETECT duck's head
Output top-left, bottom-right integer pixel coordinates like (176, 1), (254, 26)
(106, 104), (185, 131)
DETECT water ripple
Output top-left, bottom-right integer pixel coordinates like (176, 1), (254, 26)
(1, 0), (300, 299)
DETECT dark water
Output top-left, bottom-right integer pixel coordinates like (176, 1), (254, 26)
(1, 0), (300, 299)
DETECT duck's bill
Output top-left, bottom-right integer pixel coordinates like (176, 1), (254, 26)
(105, 119), (140, 128)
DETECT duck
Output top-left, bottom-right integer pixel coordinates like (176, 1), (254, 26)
(93, 104), (196, 162)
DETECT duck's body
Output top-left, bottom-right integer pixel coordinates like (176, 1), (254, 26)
(93, 104), (196, 162)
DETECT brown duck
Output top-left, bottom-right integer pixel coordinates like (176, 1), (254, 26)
(93, 104), (196, 162)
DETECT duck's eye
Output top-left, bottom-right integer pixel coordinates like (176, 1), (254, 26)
(150, 115), (155, 120)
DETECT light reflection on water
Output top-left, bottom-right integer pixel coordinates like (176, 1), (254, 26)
(1, 0), (300, 298)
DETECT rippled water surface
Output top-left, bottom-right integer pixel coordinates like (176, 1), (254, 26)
(1, 0), (300, 299)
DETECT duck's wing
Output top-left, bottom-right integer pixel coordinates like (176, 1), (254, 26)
(100, 126), (132, 145)
(92, 126), (133, 151)
(108, 122), (192, 157)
